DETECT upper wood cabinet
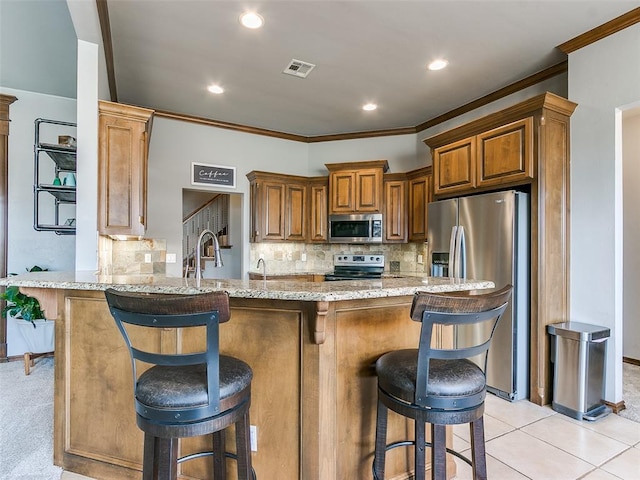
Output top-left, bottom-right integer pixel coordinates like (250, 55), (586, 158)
(383, 173), (407, 243)
(325, 160), (389, 214)
(477, 117), (533, 189)
(431, 117), (533, 197)
(247, 171), (308, 242)
(406, 166), (432, 242)
(308, 176), (328, 242)
(98, 101), (154, 237)
(286, 182), (308, 241)
(432, 136), (475, 196)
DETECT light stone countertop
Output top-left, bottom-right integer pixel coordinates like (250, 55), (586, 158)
(0, 271), (494, 302)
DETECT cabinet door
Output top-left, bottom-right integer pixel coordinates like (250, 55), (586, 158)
(309, 180), (328, 242)
(249, 180), (259, 242)
(285, 183), (307, 241)
(477, 117), (533, 188)
(329, 171), (356, 213)
(384, 179), (407, 243)
(355, 169), (383, 212)
(433, 136), (476, 196)
(408, 174), (431, 242)
(98, 102), (153, 237)
(261, 181), (286, 241)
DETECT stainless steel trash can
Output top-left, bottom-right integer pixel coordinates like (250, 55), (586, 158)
(547, 322), (611, 421)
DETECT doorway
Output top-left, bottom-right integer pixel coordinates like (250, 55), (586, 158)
(622, 104), (640, 419)
(182, 189), (243, 279)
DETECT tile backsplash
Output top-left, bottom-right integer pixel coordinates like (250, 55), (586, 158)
(97, 235), (427, 278)
(98, 236), (167, 275)
(249, 242), (428, 275)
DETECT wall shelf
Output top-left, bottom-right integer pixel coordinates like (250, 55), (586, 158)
(33, 118), (77, 235)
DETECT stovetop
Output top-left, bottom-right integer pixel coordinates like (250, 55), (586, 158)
(325, 254), (385, 280)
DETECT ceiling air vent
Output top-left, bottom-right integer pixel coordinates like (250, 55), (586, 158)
(283, 59), (316, 78)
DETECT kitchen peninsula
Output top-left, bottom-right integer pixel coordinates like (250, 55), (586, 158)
(1, 272), (493, 480)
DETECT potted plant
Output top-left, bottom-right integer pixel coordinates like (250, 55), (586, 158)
(1, 266), (54, 355)
(1, 285), (46, 326)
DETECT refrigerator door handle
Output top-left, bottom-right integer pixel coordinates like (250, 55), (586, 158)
(456, 225), (466, 278)
(448, 226), (458, 277)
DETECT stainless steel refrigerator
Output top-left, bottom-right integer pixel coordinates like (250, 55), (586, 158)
(427, 190), (530, 401)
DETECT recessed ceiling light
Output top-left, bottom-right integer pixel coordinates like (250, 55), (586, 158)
(428, 59), (449, 71)
(240, 12), (264, 29)
(363, 103), (377, 112)
(207, 84), (224, 94)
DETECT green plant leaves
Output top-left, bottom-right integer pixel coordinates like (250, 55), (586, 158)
(1, 285), (46, 326)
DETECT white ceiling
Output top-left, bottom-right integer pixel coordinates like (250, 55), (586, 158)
(2, 1), (639, 137)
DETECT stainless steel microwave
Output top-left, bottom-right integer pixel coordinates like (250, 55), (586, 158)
(328, 213), (383, 243)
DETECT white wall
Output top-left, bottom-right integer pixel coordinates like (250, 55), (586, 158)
(623, 109), (640, 360)
(306, 76), (567, 175)
(568, 24), (640, 403)
(74, 40), (99, 271)
(1, 88), (77, 272)
(307, 134), (422, 175)
(0, 87), (76, 356)
(146, 118), (310, 277)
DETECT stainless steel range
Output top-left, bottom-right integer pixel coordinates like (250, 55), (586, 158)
(324, 253), (385, 281)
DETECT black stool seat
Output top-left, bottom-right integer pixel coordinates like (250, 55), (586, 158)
(105, 288), (255, 480)
(376, 350), (486, 405)
(137, 357), (252, 410)
(373, 285), (512, 480)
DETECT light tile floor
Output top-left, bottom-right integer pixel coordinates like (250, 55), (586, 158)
(452, 395), (640, 480)
(61, 394), (640, 480)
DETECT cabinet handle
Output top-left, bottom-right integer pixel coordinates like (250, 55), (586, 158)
(139, 215), (145, 225)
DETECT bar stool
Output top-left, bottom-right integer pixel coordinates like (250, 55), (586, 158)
(373, 285), (512, 480)
(105, 288), (255, 480)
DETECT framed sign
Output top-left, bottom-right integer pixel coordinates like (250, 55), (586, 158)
(191, 162), (236, 188)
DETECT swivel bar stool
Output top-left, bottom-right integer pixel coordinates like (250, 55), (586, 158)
(373, 285), (512, 480)
(105, 288), (255, 480)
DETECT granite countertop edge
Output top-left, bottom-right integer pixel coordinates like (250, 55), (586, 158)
(0, 272), (495, 302)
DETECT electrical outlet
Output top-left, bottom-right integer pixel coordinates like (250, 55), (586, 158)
(144, 253), (152, 263)
(166, 253), (177, 263)
(417, 254), (423, 264)
(259, 253), (264, 260)
(301, 252), (307, 262)
(250, 425), (258, 452)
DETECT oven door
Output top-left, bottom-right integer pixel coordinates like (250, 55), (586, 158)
(325, 268), (384, 281)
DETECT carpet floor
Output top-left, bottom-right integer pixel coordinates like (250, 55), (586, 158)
(0, 357), (62, 480)
(619, 361), (640, 423)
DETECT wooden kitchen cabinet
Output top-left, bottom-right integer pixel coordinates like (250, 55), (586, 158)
(286, 182), (308, 241)
(308, 176), (328, 242)
(477, 117), (533, 189)
(431, 117), (533, 197)
(98, 101), (154, 237)
(406, 166), (432, 242)
(383, 173), (407, 243)
(325, 160), (388, 214)
(247, 171), (308, 242)
(432, 136), (475, 196)
(424, 92), (577, 406)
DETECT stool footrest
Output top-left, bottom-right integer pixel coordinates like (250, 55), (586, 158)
(176, 450), (257, 479)
(384, 439), (473, 466)
(373, 439), (473, 480)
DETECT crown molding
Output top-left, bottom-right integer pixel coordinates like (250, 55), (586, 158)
(154, 62), (567, 144)
(558, 7), (640, 54)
